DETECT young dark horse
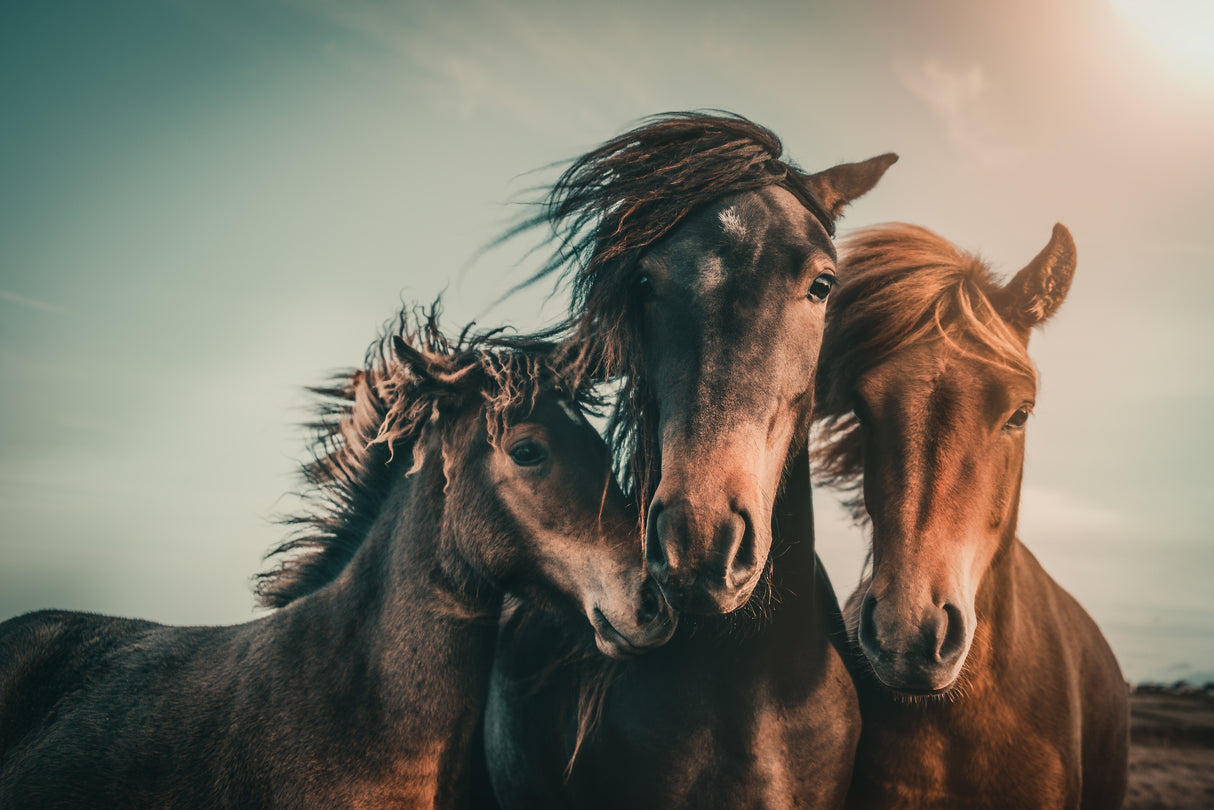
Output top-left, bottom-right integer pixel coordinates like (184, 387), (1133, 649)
(486, 113), (896, 807)
(812, 225), (1129, 808)
(0, 311), (675, 809)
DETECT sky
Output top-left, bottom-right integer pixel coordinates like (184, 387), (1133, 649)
(1, 0), (1211, 684)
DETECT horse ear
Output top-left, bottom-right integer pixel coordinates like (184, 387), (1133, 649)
(804, 153), (899, 222)
(391, 335), (431, 381)
(996, 223), (1077, 330)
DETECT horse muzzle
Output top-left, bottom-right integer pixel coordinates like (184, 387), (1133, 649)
(644, 496), (766, 614)
(857, 589), (974, 693)
(590, 578), (679, 659)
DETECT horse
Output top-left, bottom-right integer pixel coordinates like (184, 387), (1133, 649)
(485, 112), (896, 807)
(0, 308), (676, 809)
(811, 224), (1129, 808)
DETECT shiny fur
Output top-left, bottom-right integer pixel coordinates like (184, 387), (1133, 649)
(813, 224), (1129, 809)
(487, 113), (897, 808)
(0, 310), (674, 809)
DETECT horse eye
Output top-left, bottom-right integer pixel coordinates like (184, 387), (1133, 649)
(851, 397), (869, 427)
(637, 273), (655, 299)
(807, 273), (836, 302)
(508, 439), (547, 467)
(1004, 405), (1032, 430)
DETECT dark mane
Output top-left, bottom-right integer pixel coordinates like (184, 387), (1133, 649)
(501, 111), (832, 506)
(256, 307), (591, 608)
(811, 224), (1036, 518)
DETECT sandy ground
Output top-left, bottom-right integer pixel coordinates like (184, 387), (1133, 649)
(1125, 691), (1214, 809)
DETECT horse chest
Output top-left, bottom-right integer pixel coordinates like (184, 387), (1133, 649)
(576, 651), (855, 809)
(850, 701), (1078, 810)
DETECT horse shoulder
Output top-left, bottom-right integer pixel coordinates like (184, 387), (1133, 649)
(1011, 544), (1129, 808)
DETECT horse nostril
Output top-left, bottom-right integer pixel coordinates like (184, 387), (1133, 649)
(644, 504), (669, 580)
(724, 509), (756, 589)
(938, 603), (967, 663)
(858, 593), (880, 655)
(636, 578), (664, 625)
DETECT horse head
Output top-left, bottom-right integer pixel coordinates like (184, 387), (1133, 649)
(537, 113), (895, 614)
(818, 224), (1076, 693)
(389, 325), (677, 658)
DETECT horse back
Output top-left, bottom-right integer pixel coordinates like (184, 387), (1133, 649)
(0, 610), (158, 759)
(0, 610), (255, 807)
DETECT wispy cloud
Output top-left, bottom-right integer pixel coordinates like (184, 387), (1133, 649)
(0, 289), (64, 315)
(896, 58), (1024, 170)
(281, 0), (656, 136)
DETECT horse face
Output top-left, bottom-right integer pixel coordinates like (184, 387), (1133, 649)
(477, 394), (677, 658)
(639, 186), (834, 614)
(853, 345), (1035, 693)
(848, 224), (1076, 694)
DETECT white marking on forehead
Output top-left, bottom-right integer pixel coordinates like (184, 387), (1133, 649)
(557, 398), (583, 424)
(718, 205), (747, 240)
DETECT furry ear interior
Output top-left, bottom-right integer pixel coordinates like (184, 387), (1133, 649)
(804, 153), (899, 222)
(995, 223), (1077, 330)
(391, 335), (431, 381)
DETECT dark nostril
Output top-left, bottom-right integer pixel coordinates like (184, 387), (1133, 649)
(938, 603), (967, 663)
(725, 509), (756, 589)
(644, 504), (668, 578)
(859, 594), (879, 656)
(636, 579), (664, 625)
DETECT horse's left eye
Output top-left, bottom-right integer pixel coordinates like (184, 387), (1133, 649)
(1004, 405), (1032, 430)
(637, 273), (655, 299)
(508, 440), (548, 466)
(807, 273), (836, 302)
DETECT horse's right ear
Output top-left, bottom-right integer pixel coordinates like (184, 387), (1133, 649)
(995, 223), (1077, 331)
(804, 153), (899, 222)
(391, 335), (431, 381)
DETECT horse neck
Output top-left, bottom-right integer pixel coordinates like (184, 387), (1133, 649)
(267, 455), (502, 779)
(737, 439), (843, 650)
(770, 440), (820, 599)
(962, 498), (1032, 684)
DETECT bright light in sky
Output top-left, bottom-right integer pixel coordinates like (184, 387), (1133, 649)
(1109, 0), (1214, 80)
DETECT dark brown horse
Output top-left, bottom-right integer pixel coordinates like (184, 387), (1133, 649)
(0, 309), (675, 809)
(812, 224), (1129, 808)
(486, 112), (896, 807)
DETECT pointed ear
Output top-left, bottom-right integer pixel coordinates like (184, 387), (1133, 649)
(995, 223), (1077, 330)
(804, 153), (898, 222)
(391, 335), (431, 381)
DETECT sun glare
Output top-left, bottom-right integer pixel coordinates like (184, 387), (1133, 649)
(1109, 0), (1214, 81)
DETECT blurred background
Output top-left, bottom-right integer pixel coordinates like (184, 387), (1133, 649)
(2, 0), (1210, 685)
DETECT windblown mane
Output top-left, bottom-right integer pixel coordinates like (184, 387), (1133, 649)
(256, 306), (591, 608)
(500, 111), (832, 508)
(811, 224), (1036, 518)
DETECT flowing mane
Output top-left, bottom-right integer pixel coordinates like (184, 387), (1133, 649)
(256, 307), (591, 608)
(499, 111), (833, 503)
(811, 224), (1036, 517)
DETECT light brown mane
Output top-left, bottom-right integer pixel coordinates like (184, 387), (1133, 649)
(256, 306), (592, 608)
(811, 224), (1036, 518)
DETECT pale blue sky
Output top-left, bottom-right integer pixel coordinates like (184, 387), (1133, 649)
(2, 0), (1211, 682)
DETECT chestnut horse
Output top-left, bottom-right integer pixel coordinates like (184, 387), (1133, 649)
(486, 113), (896, 807)
(813, 224), (1129, 808)
(0, 310), (674, 808)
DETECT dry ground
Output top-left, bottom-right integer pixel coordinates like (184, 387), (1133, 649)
(1125, 691), (1214, 809)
